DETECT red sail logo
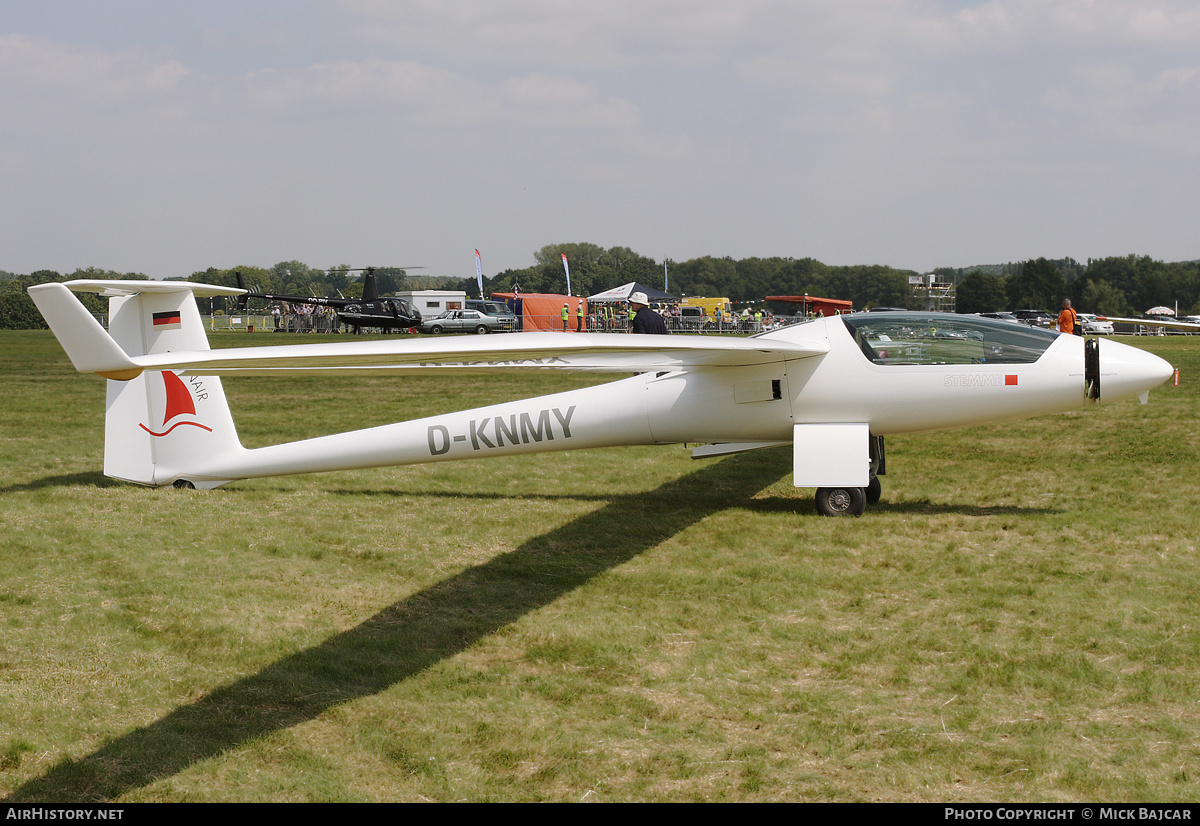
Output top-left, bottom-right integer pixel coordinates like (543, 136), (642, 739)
(139, 372), (213, 436)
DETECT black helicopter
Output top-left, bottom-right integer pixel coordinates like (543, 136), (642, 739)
(236, 268), (423, 333)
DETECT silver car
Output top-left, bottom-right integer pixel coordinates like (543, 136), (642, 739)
(1077, 313), (1114, 335)
(421, 309), (512, 335)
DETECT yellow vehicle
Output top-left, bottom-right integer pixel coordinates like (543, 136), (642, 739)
(680, 296), (733, 320)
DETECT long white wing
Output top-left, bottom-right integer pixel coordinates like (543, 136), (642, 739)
(30, 280), (829, 379)
(135, 333), (829, 377)
(1098, 316), (1200, 333)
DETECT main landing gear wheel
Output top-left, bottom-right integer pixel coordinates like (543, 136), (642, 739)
(172, 479), (196, 490)
(866, 475), (881, 505)
(815, 486), (866, 517)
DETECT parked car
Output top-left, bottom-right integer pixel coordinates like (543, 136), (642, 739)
(1172, 315), (1200, 334)
(422, 309), (511, 334)
(1076, 313), (1113, 335)
(465, 299), (517, 329)
(1012, 309), (1056, 328)
(977, 312), (1022, 324)
(467, 299), (513, 316)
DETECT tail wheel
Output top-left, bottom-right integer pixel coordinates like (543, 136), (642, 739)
(815, 486), (866, 517)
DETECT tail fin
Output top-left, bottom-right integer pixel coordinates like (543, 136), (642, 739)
(362, 268), (379, 302)
(235, 271), (249, 311)
(29, 280), (248, 488)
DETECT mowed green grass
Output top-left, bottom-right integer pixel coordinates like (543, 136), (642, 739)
(1, 329), (1198, 802)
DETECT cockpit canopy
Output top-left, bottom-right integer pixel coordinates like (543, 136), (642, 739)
(385, 298), (420, 319)
(841, 312), (1059, 365)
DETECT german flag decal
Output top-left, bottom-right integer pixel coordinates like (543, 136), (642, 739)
(152, 311), (182, 329)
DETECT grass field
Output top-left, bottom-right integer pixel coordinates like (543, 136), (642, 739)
(1, 329), (1198, 802)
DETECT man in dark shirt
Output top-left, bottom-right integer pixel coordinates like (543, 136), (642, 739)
(629, 291), (668, 335)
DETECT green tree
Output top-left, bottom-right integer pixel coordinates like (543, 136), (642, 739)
(1164, 261), (1200, 314)
(1078, 279), (1130, 316)
(1084, 255), (1163, 312)
(1007, 258), (1065, 310)
(532, 243), (606, 295)
(957, 272), (1008, 314)
(68, 266), (148, 282)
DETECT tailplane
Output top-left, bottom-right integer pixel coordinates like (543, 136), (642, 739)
(29, 280), (247, 488)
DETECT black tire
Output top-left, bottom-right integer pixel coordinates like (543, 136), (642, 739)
(866, 475), (881, 505)
(430, 325), (443, 335)
(815, 486), (866, 517)
(173, 479), (196, 490)
(474, 325), (489, 334)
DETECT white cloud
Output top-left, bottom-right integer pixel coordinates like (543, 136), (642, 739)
(0, 2), (1197, 278)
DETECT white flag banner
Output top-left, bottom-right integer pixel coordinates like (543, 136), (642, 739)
(475, 249), (484, 298)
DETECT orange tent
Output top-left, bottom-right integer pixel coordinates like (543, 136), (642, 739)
(765, 295), (854, 316)
(492, 293), (588, 332)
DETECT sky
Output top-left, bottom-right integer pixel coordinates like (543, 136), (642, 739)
(1, 0), (1197, 281)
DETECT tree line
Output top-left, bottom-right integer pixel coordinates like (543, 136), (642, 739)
(3, 249), (1198, 330)
(949, 256), (1200, 317)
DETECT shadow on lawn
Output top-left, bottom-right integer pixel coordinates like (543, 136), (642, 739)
(8, 449), (794, 802)
(0, 471), (120, 494)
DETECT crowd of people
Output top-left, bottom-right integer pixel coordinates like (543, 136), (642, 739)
(561, 296), (782, 334)
(271, 303), (341, 332)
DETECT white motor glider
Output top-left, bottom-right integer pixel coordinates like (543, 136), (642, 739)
(29, 280), (1174, 516)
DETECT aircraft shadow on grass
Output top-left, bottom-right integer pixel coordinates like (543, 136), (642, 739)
(328, 488), (1061, 518)
(869, 500), (1062, 517)
(0, 471), (121, 495)
(8, 449), (797, 803)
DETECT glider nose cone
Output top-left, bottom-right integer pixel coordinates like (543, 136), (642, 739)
(1100, 338), (1173, 403)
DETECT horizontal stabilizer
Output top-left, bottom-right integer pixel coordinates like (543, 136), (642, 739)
(59, 279), (245, 298)
(27, 283), (142, 379)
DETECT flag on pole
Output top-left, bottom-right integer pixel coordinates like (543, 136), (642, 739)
(474, 249), (484, 299)
(561, 253), (572, 296)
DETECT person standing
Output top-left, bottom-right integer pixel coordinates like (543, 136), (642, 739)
(1058, 299), (1077, 334)
(629, 291), (668, 335)
(576, 302), (584, 332)
(561, 303), (569, 332)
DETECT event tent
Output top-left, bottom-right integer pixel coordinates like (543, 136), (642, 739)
(491, 293), (587, 332)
